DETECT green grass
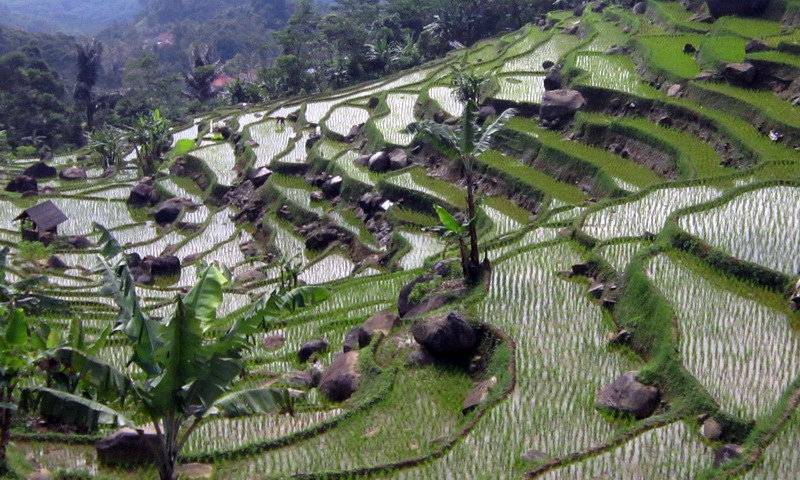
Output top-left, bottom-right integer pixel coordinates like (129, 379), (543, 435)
(713, 16), (783, 39)
(636, 34), (703, 79)
(698, 35), (748, 68)
(692, 82), (800, 130)
(574, 52), (660, 97)
(649, 0), (712, 33)
(747, 50), (800, 68)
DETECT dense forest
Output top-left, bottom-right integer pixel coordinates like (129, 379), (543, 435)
(0, 0), (141, 35)
(0, 0), (576, 154)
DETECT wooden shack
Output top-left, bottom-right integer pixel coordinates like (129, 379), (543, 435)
(14, 200), (68, 243)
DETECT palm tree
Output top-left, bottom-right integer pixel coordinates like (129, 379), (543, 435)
(25, 225), (330, 480)
(408, 70), (516, 284)
(75, 40), (103, 130)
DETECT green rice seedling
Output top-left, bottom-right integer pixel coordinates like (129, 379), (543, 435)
(269, 173), (325, 216)
(599, 240), (646, 272)
(383, 167), (467, 209)
(315, 137), (350, 159)
(692, 82), (800, 130)
(501, 34), (583, 73)
(698, 35), (748, 67)
(275, 129), (313, 165)
(713, 16), (783, 39)
(328, 209), (379, 249)
(248, 120), (294, 167)
(298, 253), (355, 284)
(581, 21), (629, 53)
(649, 1), (712, 33)
(678, 185), (800, 274)
(740, 408), (800, 479)
(493, 74), (547, 104)
(574, 53), (660, 97)
(502, 27), (551, 58)
(427, 86), (464, 117)
(649, 253), (800, 419)
(747, 50), (800, 68)
(52, 198), (135, 236)
(398, 229), (446, 270)
(374, 92), (419, 146)
(582, 186), (722, 240)
(636, 34), (704, 79)
(324, 105), (371, 137)
(477, 150), (586, 205)
(192, 142), (238, 185)
(482, 196), (530, 240)
(389, 243), (633, 480)
(537, 422), (712, 479)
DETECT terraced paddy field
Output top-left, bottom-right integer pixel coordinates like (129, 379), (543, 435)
(3, 2), (800, 479)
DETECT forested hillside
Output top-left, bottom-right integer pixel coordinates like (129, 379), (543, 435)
(0, 0), (140, 35)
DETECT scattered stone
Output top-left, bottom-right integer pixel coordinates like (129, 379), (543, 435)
(362, 311), (399, 336)
(406, 346), (436, 367)
(154, 205), (181, 225)
(310, 191), (325, 202)
(588, 282), (605, 299)
(769, 130), (783, 142)
(462, 377), (497, 414)
(146, 255), (181, 277)
(573, 4), (585, 16)
(243, 139), (260, 149)
(540, 89), (586, 122)
(433, 110), (447, 123)
(47, 255), (68, 270)
(388, 148), (410, 170)
(632, 2), (646, 14)
(657, 115), (673, 127)
(319, 351), (360, 402)
(571, 263), (591, 276)
(298, 339), (329, 363)
(235, 269), (266, 284)
(306, 132), (322, 150)
(713, 444), (744, 468)
(683, 43), (697, 54)
(5, 175), (37, 194)
(702, 417), (723, 440)
(595, 371), (660, 418)
(59, 166), (87, 180)
(354, 154), (370, 167)
(405, 294), (457, 319)
(262, 333), (286, 350)
(542, 60), (555, 70)
(286, 369), (320, 388)
(591, 1), (607, 12)
(128, 181), (159, 207)
(745, 39), (770, 54)
(605, 46), (625, 55)
(249, 167), (273, 187)
(321, 175), (343, 198)
(367, 151), (390, 172)
(96, 427), (159, 466)
(605, 329), (631, 345)
(564, 24), (580, 35)
(543, 69), (563, 91)
(722, 62), (757, 85)
(23, 162), (57, 179)
(305, 226), (339, 250)
(343, 326), (372, 352)
(478, 105), (497, 122)
(345, 123), (364, 143)
(694, 70), (716, 82)
(412, 311), (477, 355)
(688, 12), (714, 23)
(521, 449), (548, 463)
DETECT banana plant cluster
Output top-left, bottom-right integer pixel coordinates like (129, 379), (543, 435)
(23, 224), (330, 480)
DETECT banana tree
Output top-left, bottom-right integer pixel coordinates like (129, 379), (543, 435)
(407, 72), (516, 284)
(25, 224), (330, 480)
(427, 205), (472, 278)
(0, 308), (40, 475)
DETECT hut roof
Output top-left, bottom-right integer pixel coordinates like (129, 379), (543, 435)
(14, 200), (68, 231)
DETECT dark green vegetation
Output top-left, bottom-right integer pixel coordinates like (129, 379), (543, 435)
(0, 0), (800, 478)
(0, 0), (140, 35)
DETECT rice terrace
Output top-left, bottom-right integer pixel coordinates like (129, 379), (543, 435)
(2, 0), (800, 478)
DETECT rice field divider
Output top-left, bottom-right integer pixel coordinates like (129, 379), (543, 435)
(575, 112), (728, 180)
(664, 178), (800, 292)
(379, 165), (467, 213)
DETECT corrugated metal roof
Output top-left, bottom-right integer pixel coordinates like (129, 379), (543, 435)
(15, 200), (68, 231)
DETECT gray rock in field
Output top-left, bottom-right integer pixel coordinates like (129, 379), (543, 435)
(478, 105), (497, 122)
(540, 89), (586, 122)
(362, 311), (399, 336)
(745, 39), (770, 54)
(154, 205), (181, 225)
(462, 376), (497, 414)
(412, 311), (477, 355)
(321, 175), (343, 198)
(305, 226), (340, 250)
(388, 148), (410, 170)
(59, 166), (87, 180)
(96, 427), (159, 466)
(367, 151), (390, 172)
(262, 333), (286, 350)
(406, 346), (436, 367)
(354, 154), (370, 167)
(248, 167), (273, 187)
(5, 175), (37, 194)
(319, 351), (360, 401)
(702, 417), (723, 440)
(632, 2), (646, 14)
(713, 444), (743, 468)
(595, 371), (660, 418)
(543, 69), (563, 91)
(128, 181), (159, 207)
(23, 161), (57, 179)
(343, 326), (372, 352)
(298, 339), (330, 363)
(722, 62), (757, 85)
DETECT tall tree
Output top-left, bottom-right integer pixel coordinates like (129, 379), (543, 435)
(183, 44), (219, 102)
(74, 40), (103, 131)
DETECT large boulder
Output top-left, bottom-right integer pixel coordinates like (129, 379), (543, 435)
(722, 62), (757, 85)
(632, 2), (646, 14)
(5, 175), (37, 194)
(154, 205), (181, 225)
(249, 167), (273, 187)
(298, 339), (330, 363)
(96, 427), (159, 466)
(319, 351), (360, 401)
(540, 89), (586, 122)
(345, 123), (364, 143)
(367, 151), (390, 173)
(343, 326), (372, 352)
(59, 166), (87, 180)
(23, 162), (57, 179)
(478, 105), (497, 122)
(66, 235), (94, 250)
(145, 255), (181, 277)
(705, 0), (769, 17)
(388, 149), (410, 170)
(595, 371), (660, 418)
(412, 311), (477, 355)
(305, 226), (339, 250)
(362, 311), (399, 336)
(321, 175), (343, 199)
(128, 182), (159, 207)
(543, 69), (563, 91)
